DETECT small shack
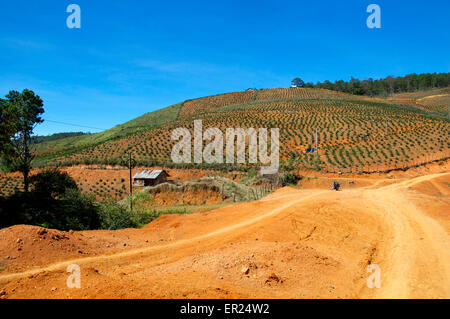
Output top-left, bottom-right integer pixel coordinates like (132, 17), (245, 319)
(133, 169), (170, 187)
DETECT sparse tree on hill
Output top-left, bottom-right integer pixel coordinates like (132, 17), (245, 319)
(291, 78), (305, 88)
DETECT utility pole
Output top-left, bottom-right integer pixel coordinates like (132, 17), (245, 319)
(129, 152), (133, 212)
(315, 127), (319, 160)
(128, 152), (136, 212)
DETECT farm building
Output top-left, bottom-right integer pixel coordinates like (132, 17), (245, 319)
(133, 169), (170, 187)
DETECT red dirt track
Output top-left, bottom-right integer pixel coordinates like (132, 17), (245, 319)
(0, 168), (449, 299)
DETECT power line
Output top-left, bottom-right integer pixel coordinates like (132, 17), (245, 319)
(44, 119), (106, 131)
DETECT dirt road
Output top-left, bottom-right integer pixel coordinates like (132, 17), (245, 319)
(0, 172), (449, 299)
(361, 173), (450, 298)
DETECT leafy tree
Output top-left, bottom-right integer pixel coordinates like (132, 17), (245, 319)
(291, 78), (305, 87)
(2, 89), (44, 192)
(0, 169), (100, 230)
(0, 98), (19, 159)
(29, 168), (78, 199)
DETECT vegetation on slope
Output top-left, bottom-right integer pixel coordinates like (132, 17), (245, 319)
(32, 86), (450, 172)
(32, 132), (90, 144)
(50, 96), (449, 173)
(385, 87), (450, 116)
(34, 102), (183, 164)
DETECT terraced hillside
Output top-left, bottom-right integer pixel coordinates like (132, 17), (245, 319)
(0, 174), (24, 197)
(179, 91), (255, 118)
(40, 88), (449, 173)
(385, 87), (450, 116)
(33, 88), (385, 162)
(179, 87), (373, 118)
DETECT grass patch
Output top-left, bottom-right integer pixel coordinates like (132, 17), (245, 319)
(149, 202), (233, 215)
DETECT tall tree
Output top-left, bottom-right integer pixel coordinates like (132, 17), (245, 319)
(2, 89), (44, 192)
(291, 78), (305, 87)
(0, 98), (19, 157)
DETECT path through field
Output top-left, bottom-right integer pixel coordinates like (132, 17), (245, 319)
(0, 172), (449, 299)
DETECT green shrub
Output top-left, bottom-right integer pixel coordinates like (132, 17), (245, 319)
(0, 188), (100, 231)
(278, 172), (302, 186)
(98, 202), (136, 230)
(29, 168), (78, 199)
(57, 189), (101, 230)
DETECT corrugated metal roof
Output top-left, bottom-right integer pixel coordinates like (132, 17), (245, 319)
(133, 169), (166, 179)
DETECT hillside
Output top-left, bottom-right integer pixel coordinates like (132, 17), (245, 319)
(35, 88), (368, 159)
(385, 87), (450, 116)
(178, 87), (369, 118)
(33, 103), (182, 164)
(34, 87), (449, 173)
(31, 132), (90, 144)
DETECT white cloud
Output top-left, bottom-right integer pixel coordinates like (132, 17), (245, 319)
(1, 38), (55, 50)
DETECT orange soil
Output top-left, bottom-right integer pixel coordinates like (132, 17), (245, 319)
(149, 188), (222, 206)
(0, 165), (242, 201)
(0, 163), (449, 299)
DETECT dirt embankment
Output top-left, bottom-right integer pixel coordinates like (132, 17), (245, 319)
(150, 188), (222, 206)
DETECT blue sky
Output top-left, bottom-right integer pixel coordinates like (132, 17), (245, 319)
(1, 0), (449, 135)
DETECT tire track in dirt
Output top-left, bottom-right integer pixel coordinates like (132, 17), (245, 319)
(361, 173), (450, 298)
(378, 172), (449, 191)
(0, 190), (328, 283)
